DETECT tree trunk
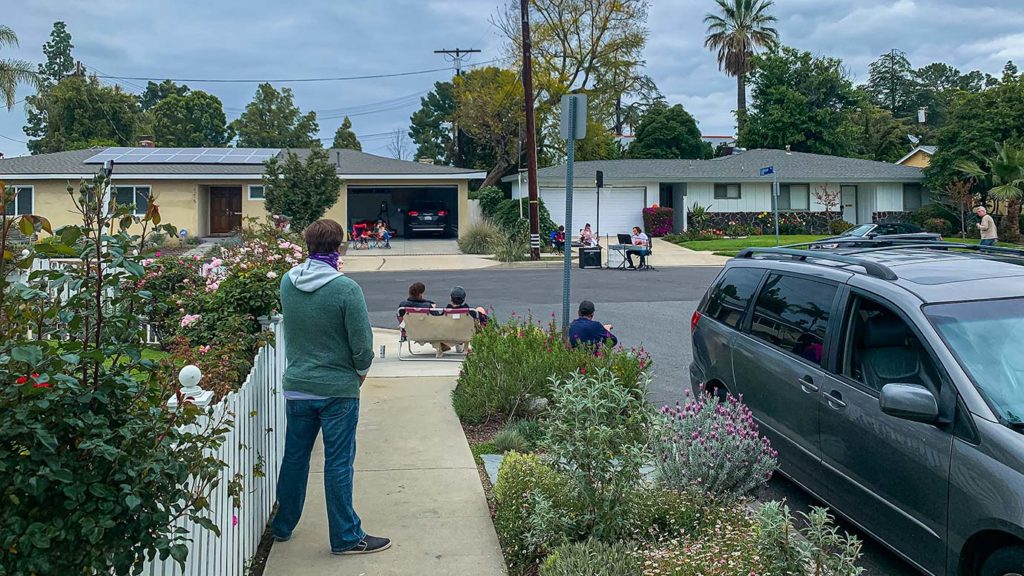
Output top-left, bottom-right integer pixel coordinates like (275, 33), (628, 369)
(480, 157), (513, 189)
(1006, 197), (1022, 242)
(736, 74), (747, 136)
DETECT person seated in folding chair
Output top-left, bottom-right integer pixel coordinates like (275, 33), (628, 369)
(625, 226), (651, 270)
(374, 220), (392, 249)
(352, 223), (370, 250)
(442, 286), (488, 353)
(550, 226), (566, 253)
(397, 282), (443, 352)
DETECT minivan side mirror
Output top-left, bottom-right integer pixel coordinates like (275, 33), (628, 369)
(880, 383), (939, 423)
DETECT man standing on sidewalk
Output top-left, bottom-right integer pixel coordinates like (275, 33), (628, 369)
(272, 219), (391, 555)
(976, 206), (998, 246)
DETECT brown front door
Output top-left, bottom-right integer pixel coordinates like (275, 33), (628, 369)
(210, 187), (242, 234)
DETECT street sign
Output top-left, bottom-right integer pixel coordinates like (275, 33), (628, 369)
(759, 166), (774, 176)
(559, 94), (587, 140)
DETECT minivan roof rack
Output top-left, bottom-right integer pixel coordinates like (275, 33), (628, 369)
(736, 247), (898, 280)
(840, 240), (1024, 259)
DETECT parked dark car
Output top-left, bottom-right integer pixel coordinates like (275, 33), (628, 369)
(812, 222), (941, 249)
(404, 200), (450, 237)
(689, 243), (1024, 576)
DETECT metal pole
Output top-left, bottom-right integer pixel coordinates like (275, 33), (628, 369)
(562, 97), (577, 332)
(520, 0), (541, 260)
(773, 171), (780, 246)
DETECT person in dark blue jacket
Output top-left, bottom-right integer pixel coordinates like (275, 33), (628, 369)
(568, 300), (618, 348)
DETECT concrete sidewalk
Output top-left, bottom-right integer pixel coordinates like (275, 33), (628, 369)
(262, 330), (506, 576)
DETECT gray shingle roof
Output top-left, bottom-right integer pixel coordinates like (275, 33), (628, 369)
(507, 149), (924, 184)
(0, 147), (483, 178)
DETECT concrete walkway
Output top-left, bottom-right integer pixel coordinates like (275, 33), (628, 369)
(649, 238), (731, 266)
(262, 329), (507, 576)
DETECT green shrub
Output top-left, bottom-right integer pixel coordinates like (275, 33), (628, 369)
(922, 217), (953, 235)
(545, 369), (655, 540)
(909, 203), (957, 228)
(640, 504), (762, 575)
(494, 452), (580, 574)
(491, 230), (530, 262)
(458, 220), (503, 254)
(541, 541), (639, 576)
(621, 488), (726, 544)
(452, 316), (651, 424)
(756, 502), (864, 576)
(493, 428), (531, 454)
(653, 395), (777, 503)
(491, 197), (557, 240)
(476, 185), (506, 217)
(147, 230), (167, 247)
(830, 219), (853, 235)
(506, 418), (545, 447)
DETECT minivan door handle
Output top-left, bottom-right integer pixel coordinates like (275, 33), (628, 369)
(798, 376), (819, 394)
(826, 390), (847, 409)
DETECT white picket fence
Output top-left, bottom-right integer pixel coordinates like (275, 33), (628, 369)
(142, 318), (287, 576)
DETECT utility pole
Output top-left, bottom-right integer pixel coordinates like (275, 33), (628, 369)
(434, 48), (480, 166)
(433, 48), (481, 77)
(520, 0), (541, 261)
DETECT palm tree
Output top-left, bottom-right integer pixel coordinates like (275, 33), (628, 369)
(704, 0), (779, 134)
(958, 141), (1024, 241)
(0, 25), (38, 109)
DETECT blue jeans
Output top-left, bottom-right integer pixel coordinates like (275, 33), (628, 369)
(272, 398), (365, 552)
(980, 238), (996, 246)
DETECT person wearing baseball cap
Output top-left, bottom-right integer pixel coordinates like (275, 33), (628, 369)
(445, 286), (488, 323)
(568, 300), (617, 349)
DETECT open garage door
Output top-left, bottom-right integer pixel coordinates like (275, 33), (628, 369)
(348, 186), (459, 238)
(540, 187), (646, 240)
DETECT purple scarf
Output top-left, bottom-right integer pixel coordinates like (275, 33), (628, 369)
(309, 252), (340, 271)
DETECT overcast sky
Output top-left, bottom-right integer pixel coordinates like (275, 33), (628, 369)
(2, 0), (1023, 158)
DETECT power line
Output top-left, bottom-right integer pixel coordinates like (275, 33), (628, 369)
(90, 60), (499, 84)
(0, 133), (27, 144)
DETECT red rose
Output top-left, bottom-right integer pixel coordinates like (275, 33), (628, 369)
(33, 382), (51, 389)
(31, 373), (39, 378)
(15, 376), (28, 385)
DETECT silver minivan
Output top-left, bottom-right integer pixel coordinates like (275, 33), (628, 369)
(689, 244), (1024, 576)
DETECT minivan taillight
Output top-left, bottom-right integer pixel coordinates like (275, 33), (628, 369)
(691, 310), (701, 333)
(437, 210), (448, 216)
(407, 211), (420, 217)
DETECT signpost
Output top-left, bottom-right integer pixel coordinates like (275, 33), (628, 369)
(760, 166), (780, 246)
(560, 94), (587, 332)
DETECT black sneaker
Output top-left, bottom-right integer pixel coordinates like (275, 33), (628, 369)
(333, 535), (392, 555)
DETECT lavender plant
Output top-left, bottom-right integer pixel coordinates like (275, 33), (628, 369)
(653, 393), (777, 502)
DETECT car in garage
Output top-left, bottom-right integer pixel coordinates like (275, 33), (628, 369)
(811, 221), (941, 249)
(689, 243), (1024, 576)
(404, 200), (451, 237)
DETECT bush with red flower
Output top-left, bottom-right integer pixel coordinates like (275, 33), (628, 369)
(642, 206), (675, 237)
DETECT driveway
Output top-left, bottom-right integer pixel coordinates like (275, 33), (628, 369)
(348, 266), (920, 576)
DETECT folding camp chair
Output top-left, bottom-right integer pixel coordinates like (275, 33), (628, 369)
(397, 307), (477, 361)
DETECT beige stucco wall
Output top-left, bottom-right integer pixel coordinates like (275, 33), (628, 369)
(7, 176), (471, 239)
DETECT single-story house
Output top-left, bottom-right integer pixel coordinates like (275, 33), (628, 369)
(896, 145), (936, 168)
(506, 149), (926, 235)
(0, 147), (485, 239)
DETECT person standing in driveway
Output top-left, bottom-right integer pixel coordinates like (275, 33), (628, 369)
(976, 206), (998, 246)
(272, 219), (391, 555)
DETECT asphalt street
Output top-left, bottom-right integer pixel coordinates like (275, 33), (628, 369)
(347, 265), (920, 576)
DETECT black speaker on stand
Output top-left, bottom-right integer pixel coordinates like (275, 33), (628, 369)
(579, 247), (602, 269)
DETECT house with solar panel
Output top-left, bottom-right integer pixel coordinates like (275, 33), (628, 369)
(0, 146), (484, 239)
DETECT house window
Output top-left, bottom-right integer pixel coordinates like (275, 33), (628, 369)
(114, 186), (150, 215)
(714, 183), (741, 199)
(248, 185), (266, 201)
(4, 185), (33, 216)
(903, 184), (923, 211)
(779, 184), (810, 211)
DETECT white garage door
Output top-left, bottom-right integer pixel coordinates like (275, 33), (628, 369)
(540, 187), (646, 240)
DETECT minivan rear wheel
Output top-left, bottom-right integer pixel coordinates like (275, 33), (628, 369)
(981, 545), (1024, 576)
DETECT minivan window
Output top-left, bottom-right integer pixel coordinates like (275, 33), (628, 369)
(749, 274), (837, 367)
(926, 297), (1024, 425)
(704, 267), (764, 328)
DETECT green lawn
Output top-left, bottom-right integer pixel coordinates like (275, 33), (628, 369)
(672, 234), (1023, 258)
(673, 235), (828, 257)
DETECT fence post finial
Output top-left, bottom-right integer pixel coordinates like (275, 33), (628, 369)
(168, 364), (214, 410)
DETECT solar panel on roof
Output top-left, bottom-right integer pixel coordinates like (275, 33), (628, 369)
(84, 147), (283, 165)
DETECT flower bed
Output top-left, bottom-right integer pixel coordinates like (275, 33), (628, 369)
(142, 224), (307, 398)
(454, 317), (865, 575)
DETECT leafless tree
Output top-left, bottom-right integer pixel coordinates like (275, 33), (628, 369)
(387, 129), (412, 160)
(813, 184), (842, 223)
(942, 179), (977, 239)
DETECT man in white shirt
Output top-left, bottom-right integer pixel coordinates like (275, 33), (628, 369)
(626, 226), (650, 269)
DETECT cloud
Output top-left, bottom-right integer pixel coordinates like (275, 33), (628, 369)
(1, 0), (1021, 156)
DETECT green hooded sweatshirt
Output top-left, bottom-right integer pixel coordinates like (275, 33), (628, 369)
(279, 260), (374, 398)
